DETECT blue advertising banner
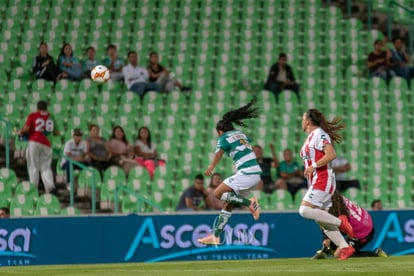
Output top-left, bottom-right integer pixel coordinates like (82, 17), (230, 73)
(0, 210), (412, 266)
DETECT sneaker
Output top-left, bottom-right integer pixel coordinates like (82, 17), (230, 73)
(375, 247), (388, 257)
(338, 215), (354, 238)
(311, 250), (327, 260)
(197, 234), (220, 245)
(249, 198), (260, 220)
(338, 246), (355, 261)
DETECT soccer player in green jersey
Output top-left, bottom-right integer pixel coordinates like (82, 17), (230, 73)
(198, 99), (262, 245)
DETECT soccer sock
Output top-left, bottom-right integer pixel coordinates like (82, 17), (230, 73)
(323, 229), (348, 249)
(220, 192), (251, 206)
(213, 210), (232, 237)
(299, 206), (341, 227)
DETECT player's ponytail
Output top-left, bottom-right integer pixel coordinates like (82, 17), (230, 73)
(306, 109), (344, 144)
(216, 98), (258, 132)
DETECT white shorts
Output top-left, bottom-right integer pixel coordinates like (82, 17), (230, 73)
(302, 188), (333, 209)
(223, 172), (261, 198)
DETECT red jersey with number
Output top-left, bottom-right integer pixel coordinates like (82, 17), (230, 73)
(300, 128), (335, 193)
(25, 111), (55, 147)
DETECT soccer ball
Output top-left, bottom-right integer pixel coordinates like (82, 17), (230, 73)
(91, 65), (110, 83)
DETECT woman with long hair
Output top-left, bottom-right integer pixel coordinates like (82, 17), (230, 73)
(57, 43), (82, 81)
(32, 41), (64, 82)
(134, 126), (165, 179)
(107, 126), (137, 175)
(85, 124), (111, 176)
(299, 109), (355, 260)
(205, 172), (224, 210)
(198, 99), (261, 245)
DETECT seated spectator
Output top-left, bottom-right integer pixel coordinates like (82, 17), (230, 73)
(253, 144), (279, 194)
(102, 44), (124, 81)
(0, 207), (10, 218)
(367, 39), (395, 82)
(371, 199), (383, 211)
(332, 156), (360, 193)
(61, 128), (89, 190)
(389, 37), (413, 85)
(107, 126), (137, 175)
(82, 46), (99, 79)
(264, 53), (300, 103)
(122, 51), (160, 98)
(85, 124), (111, 176)
(134, 126), (165, 179)
(148, 52), (191, 92)
(176, 174), (210, 211)
(57, 43), (83, 81)
(276, 148), (307, 199)
(32, 41), (63, 82)
(205, 172), (223, 210)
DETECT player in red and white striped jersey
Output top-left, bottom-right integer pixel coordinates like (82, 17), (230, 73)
(19, 101), (59, 193)
(298, 109), (355, 261)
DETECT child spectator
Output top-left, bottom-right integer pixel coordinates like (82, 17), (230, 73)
(82, 46), (99, 78)
(57, 43), (83, 81)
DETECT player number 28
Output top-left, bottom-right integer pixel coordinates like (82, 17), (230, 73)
(35, 118), (54, 132)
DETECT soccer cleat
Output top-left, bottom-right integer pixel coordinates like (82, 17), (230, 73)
(338, 215), (354, 238)
(249, 198), (260, 220)
(197, 234), (220, 245)
(338, 246), (355, 261)
(375, 248), (388, 257)
(311, 250), (327, 260)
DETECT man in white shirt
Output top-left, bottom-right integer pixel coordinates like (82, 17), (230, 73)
(61, 128), (89, 190)
(332, 156), (360, 192)
(122, 51), (160, 98)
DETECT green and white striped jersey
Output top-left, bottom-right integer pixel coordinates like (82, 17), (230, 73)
(215, 130), (262, 175)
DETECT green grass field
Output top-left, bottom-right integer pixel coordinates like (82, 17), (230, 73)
(1, 256), (413, 275)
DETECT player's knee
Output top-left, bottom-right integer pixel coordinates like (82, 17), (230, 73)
(299, 205), (313, 218)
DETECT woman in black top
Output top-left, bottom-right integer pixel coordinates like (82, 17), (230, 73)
(32, 42), (64, 82)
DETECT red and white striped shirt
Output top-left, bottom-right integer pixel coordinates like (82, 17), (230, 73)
(300, 128), (335, 193)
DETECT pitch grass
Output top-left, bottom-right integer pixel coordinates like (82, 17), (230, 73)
(1, 256), (414, 275)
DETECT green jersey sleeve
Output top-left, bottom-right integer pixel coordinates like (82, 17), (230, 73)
(215, 135), (230, 153)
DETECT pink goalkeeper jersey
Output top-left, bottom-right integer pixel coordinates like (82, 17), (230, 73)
(342, 196), (373, 239)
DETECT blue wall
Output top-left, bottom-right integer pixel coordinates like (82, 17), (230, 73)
(0, 210), (413, 266)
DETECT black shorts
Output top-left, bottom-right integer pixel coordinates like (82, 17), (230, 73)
(323, 227), (375, 252)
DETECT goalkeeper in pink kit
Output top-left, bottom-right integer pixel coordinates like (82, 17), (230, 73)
(312, 191), (388, 259)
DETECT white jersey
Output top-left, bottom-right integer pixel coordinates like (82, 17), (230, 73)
(300, 127), (335, 193)
(122, 64), (149, 89)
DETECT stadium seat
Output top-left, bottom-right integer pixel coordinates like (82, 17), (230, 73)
(60, 206), (82, 215)
(0, 167), (18, 191)
(77, 167), (101, 197)
(10, 194), (35, 217)
(15, 181), (39, 202)
(35, 194), (61, 216)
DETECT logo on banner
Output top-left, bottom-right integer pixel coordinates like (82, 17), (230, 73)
(0, 227), (36, 265)
(124, 217), (275, 262)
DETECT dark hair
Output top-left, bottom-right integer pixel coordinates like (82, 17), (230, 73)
(107, 44), (116, 51)
(195, 174), (204, 181)
(38, 41), (47, 49)
(209, 172), (222, 188)
(305, 109), (344, 144)
(111, 125), (128, 145)
(216, 98), (258, 132)
(88, 124), (99, 131)
(0, 207), (10, 215)
(278, 53), (287, 59)
(328, 191), (350, 217)
(374, 39), (382, 46)
(86, 46), (95, 52)
(59, 43), (72, 57)
(253, 144), (262, 150)
(149, 51), (158, 57)
(137, 126), (152, 149)
(283, 148), (292, 154)
(127, 51), (137, 58)
(393, 37), (402, 43)
(371, 199), (381, 208)
(37, 100), (48, 110)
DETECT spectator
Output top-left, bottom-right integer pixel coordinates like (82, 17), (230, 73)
(82, 46), (99, 79)
(264, 53), (300, 103)
(107, 126), (137, 175)
(122, 51), (160, 98)
(32, 41), (64, 82)
(205, 172), (223, 210)
(85, 124), (111, 176)
(253, 144), (279, 194)
(148, 52), (191, 92)
(389, 37), (413, 85)
(332, 156), (361, 193)
(134, 126), (165, 179)
(367, 39), (395, 82)
(102, 44), (124, 81)
(371, 199), (383, 211)
(276, 148), (307, 199)
(61, 128), (89, 190)
(176, 174), (209, 211)
(57, 43), (83, 81)
(18, 100), (59, 194)
(0, 207), (10, 218)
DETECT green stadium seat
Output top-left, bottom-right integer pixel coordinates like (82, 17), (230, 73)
(60, 206), (82, 215)
(0, 168), (18, 191)
(10, 194), (35, 217)
(121, 194), (148, 214)
(77, 167), (101, 197)
(15, 181), (39, 202)
(103, 166), (127, 186)
(0, 179), (13, 207)
(34, 194), (61, 216)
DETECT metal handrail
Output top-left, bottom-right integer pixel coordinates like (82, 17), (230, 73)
(0, 117), (11, 168)
(114, 185), (165, 214)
